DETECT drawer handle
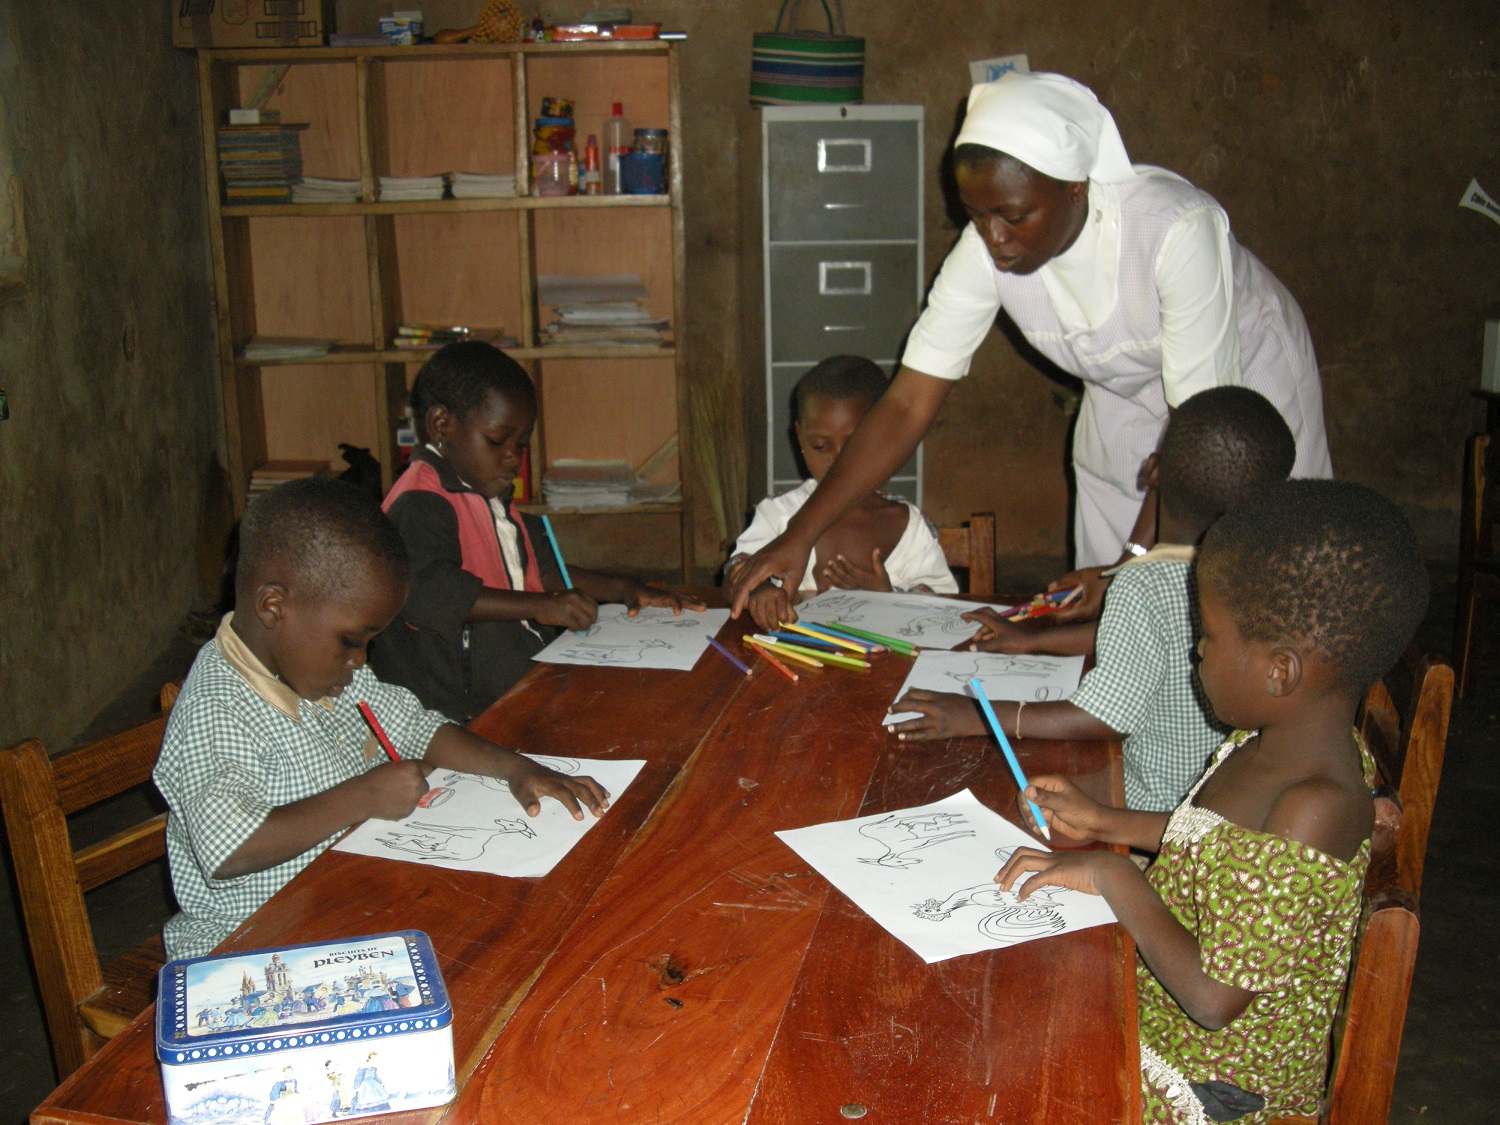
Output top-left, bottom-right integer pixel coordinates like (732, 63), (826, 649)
(823, 202), (865, 210)
(823, 325), (865, 332)
(819, 260), (872, 296)
(818, 138), (872, 173)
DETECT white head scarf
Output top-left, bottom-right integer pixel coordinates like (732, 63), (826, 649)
(954, 72), (1136, 184)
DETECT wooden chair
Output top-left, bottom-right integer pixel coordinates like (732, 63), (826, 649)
(1454, 431), (1500, 698)
(0, 685), (177, 1080)
(1357, 647), (1453, 898)
(1270, 793), (1421, 1124)
(937, 512), (996, 598)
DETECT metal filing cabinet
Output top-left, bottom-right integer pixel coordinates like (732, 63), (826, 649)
(762, 104), (925, 504)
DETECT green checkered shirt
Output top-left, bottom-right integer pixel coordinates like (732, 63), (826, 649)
(1068, 556), (1228, 812)
(154, 622), (448, 960)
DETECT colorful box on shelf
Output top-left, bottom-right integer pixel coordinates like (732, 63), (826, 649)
(155, 930), (454, 1125)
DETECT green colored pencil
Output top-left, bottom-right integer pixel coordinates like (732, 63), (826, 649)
(813, 621), (914, 656)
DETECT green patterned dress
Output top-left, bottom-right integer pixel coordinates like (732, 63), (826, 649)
(1138, 729), (1372, 1124)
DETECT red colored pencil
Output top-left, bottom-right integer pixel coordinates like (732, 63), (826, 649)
(358, 701), (402, 763)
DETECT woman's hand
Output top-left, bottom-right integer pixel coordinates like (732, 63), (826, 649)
(727, 534), (813, 619)
(819, 548), (892, 592)
(626, 585), (706, 616)
(747, 582), (796, 632)
(531, 590), (599, 631)
(995, 846), (1133, 899)
(508, 760), (610, 820)
(888, 689), (985, 741)
(1048, 567), (1111, 622)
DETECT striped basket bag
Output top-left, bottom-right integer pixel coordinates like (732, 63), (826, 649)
(750, 0), (864, 107)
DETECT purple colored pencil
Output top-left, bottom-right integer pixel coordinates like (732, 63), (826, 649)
(707, 634), (753, 676)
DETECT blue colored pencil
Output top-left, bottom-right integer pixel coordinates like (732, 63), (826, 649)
(767, 630), (844, 652)
(706, 634), (752, 676)
(968, 679), (1052, 841)
(541, 514), (573, 589)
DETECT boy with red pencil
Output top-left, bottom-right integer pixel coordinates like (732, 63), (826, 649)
(153, 478), (607, 960)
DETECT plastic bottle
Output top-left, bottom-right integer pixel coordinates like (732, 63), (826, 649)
(603, 102), (633, 195)
(582, 134), (602, 195)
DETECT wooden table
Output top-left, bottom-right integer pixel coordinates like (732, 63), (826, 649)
(34, 606), (1140, 1125)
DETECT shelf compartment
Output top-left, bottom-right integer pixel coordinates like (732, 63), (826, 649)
(219, 194), (670, 217)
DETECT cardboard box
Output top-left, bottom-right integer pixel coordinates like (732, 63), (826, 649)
(172, 0), (333, 49)
(155, 931), (455, 1124)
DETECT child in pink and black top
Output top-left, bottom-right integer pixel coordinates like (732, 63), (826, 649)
(370, 342), (700, 722)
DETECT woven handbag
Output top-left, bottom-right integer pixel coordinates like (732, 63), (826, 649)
(750, 0), (864, 107)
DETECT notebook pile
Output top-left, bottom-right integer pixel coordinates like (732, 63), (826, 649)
(536, 274), (670, 347)
(449, 171), (517, 198)
(217, 124), (307, 204)
(292, 176), (362, 203)
(379, 174), (446, 201)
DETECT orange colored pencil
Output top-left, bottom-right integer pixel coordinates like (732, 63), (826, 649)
(753, 644), (799, 682)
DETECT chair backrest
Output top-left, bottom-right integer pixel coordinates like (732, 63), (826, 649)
(1357, 646), (1452, 897)
(0, 709), (171, 1078)
(1459, 431), (1494, 567)
(937, 512), (996, 598)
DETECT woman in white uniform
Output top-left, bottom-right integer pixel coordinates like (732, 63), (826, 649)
(728, 71), (1331, 617)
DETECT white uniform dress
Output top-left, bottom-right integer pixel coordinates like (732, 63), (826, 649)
(731, 479), (958, 594)
(899, 72), (1332, 568)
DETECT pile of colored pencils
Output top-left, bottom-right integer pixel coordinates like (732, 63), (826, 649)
(738, 620), (916, 682)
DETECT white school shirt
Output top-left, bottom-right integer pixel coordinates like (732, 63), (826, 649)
(902, 169), (1331, 566)
(731, 479), (958, 594)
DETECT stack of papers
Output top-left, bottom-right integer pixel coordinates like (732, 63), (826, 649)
(378, 174), (446, 201)
(449, 171), (517, 198)
(241, 336), (334, 361)
(541, 460), (680, 508)
(536, 274), (670, 347)
(292, 176), (362, 203)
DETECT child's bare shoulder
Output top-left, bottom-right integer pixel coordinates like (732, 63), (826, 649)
(1263, 771), (1373, 865)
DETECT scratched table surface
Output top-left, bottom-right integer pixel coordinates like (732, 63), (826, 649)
(34, 595), (1139, 1125)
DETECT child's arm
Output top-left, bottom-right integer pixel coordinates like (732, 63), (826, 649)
(890, 694), (1122, 744)
(568, 568), (706, 615)
(1023, 775), (1169, 852)
(423, 724), (609, 820)
(961, 608), (1098, 657)
(996, 847), (1257, 1030)
(215, 760), (435, 879)
(470, 587), (599, 631)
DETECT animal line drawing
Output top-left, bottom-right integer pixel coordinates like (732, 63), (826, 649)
(857, 811), (977, 868)
(910, 847), (1066, 943)
(936, 657), (1071, 701)
(806, 592), (978, 640)
(374, 818), (536, 863)
(534, 604), (733, 670)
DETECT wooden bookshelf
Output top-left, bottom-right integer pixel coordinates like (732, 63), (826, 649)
(195, 41), (691, 573)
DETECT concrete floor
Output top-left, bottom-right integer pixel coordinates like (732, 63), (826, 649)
(2, 568), (1494, 1122)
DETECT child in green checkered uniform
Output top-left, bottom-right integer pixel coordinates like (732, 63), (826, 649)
(154, 478), (609, 959)
(892, 387), (1294, 812)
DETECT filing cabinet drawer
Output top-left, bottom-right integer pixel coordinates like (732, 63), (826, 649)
(766, 119), (920, 242)
(768, 243), (920, 363)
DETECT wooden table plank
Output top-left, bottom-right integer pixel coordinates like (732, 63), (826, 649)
(448, 647), (906, 1123)
(33, 634), (750, 1125)
(747, 733), (1141, 1125)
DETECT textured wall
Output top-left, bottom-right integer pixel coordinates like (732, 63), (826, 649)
(0, 2), (219, 748)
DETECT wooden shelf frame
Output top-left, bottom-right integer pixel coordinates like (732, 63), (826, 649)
(196, 41), (693, 577)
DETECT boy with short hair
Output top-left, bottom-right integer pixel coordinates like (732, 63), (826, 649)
(892, 386), (1296, 811)
(153, 478), (606, 960)
(727, 355), (957, 631)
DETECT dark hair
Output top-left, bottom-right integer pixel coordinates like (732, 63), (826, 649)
(236, 477), (409, 603)
(410, 341), (535, 441)
(792, 355), (888, 424)
(1158, 387), (1296, 532)
(1197, 480), (1428, 694)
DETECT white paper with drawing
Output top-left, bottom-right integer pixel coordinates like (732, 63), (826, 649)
(334, 755), (645, 877)
(884, 650), (1085, 724)
(776, 789), (1115, 964)
(532, 605), (731, 670)
(795, 590), (1012, 648)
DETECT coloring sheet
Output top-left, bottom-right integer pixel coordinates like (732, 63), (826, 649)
(532, 605), (732, 671)
(334, 755), (645, 878)
(776, 789), (1115, 964)
(795, 590), (1013, 649)
(884, 650), (1085, 724)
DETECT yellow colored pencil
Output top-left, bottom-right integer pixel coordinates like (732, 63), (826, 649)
(745, 635), (823, 669)
(783, 621), (873, 654)
(763, 637), (870, 670)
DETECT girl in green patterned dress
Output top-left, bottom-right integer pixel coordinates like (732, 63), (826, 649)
(995, 480), (1428, 1123)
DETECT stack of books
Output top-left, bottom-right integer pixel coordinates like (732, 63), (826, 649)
(541, 459), (681, 508)
(292, 176), (362, 203)
(392, 324), (519, 351)
(379, 174), (446, 201)
(450, 171), (517, 199)
(536, 274), (670, 348)
(217, 124), (308, 204)
(241, 336), (334, 361)
(247, 460), (333, 501)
